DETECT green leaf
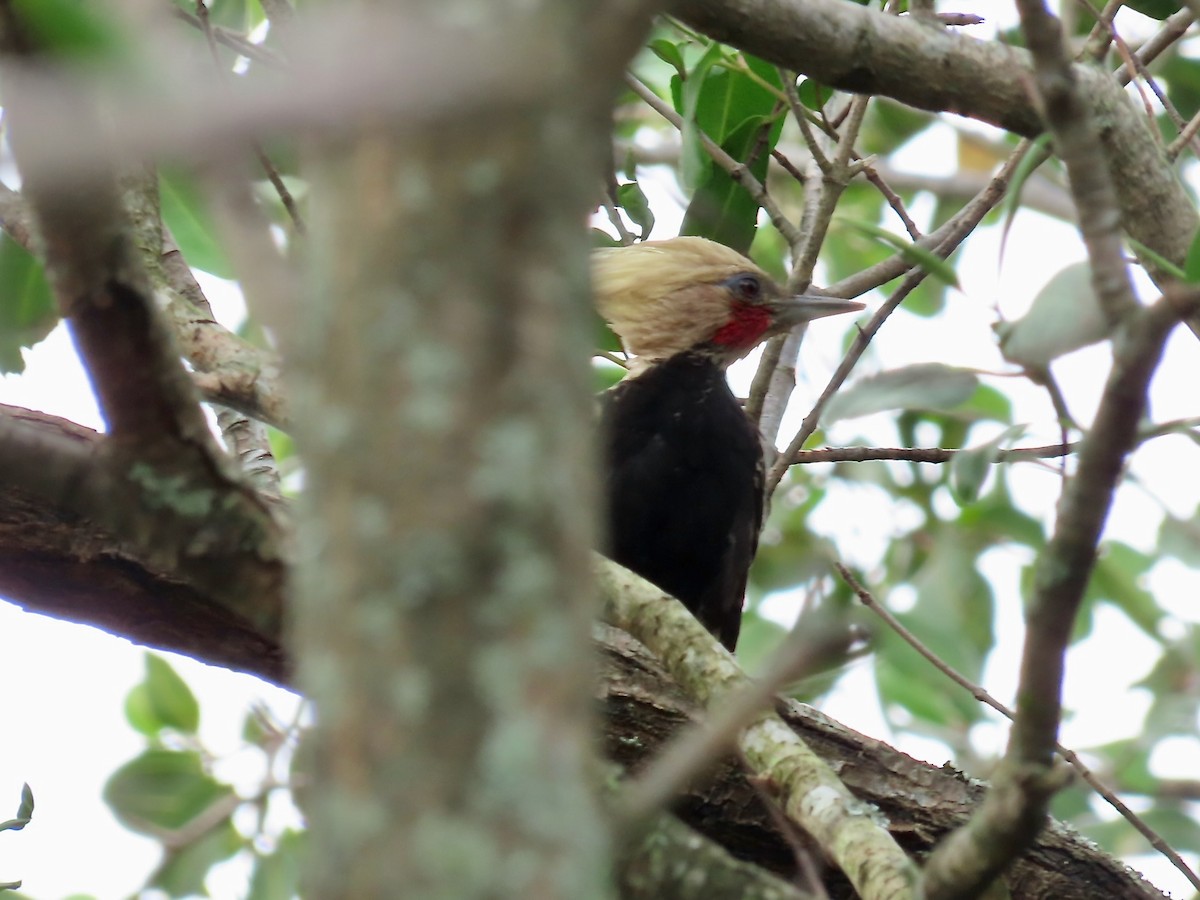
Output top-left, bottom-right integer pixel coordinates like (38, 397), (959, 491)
(615, 182), (655, 239)
(159, 168), (234, 278)
(1135, 631), (1200, 738)
(821, 183), (888, 284)
(824, 364), (979, 424)
(749, 224), (789, 282)
(949, 425), (1025, 506)
(125, 654), (200, 736)
(1123, 0), (1182, 19)
(1084, 737), (1156, 795)
(999, 134), (1053, 266)
(146, 654), (201, 734)
(677, 53), (786, 252)
(958, 477), (1046, 549)
(590, 228), (621, 249)
(732, 610), (788, 676)
(15, 784), (32, 825)
(267, 426), (296, 470)
(796, 78), (832, 110)
(837, 218), (959, 287)
(123, 684), (159, 737)
(204, 0), (250, 31)
(0, 784), (33, 833)
(877, 529), (995, 730)
(593, 360), (627, 392)
(1159, 509), (1200, 567)
(955, 383), (1014, 424)
(0, 235), (57, 374)
(11, 0), (125, 58)
(104, 750), (234, 835)
(695, 54), (784, 146)
(752, 486), (836, 596)
(150, 819), (243, 898)
(648, 39), (686, 81)
(1085, 542), (1164, 639)
(681, 112), (784, 252)
(591, 305), (623, 354)
(1183, 227), (1200, 284)
(247, 831), (306, 900)
(673, 42), (726, 192)
(1162, 53), (1200, 120)
(995, 261), (1113, 368)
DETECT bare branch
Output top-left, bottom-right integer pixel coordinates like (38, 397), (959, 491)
(1018, 0), (1136, 324)
(753, 93), (872, 440)
(921, 294), (1187, 899)
(793, 443), (1075, 465)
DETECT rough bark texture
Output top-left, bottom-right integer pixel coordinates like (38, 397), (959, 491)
(262, 5), (635, 896)
(0, 405), (287, 683)
(598, 629), (1168, 900)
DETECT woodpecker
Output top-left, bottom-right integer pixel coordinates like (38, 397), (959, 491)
(594, 237), (862, 651)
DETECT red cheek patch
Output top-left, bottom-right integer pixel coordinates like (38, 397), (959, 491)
(712, 302), (771, 350)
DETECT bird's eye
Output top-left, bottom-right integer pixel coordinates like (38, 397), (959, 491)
(730, 274), (762, 301)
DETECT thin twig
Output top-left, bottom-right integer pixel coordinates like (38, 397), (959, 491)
(170, 6), (285, 66)
(194, 1), (306, 235)
(1119, 8), (1195, 82)
(602, 177), (637, 245)
(861, 165), (922, 239)
(1101, 17), (1195, 156)
(784, 74), (832, 173)
(625, 74), (804, 249)
(1168, 107), (1200, 161)
(768, 142), (1034, 490)
(791, 443), (1077, 465)
(753, 94), (872, 441)
(596, 351), (630, 369)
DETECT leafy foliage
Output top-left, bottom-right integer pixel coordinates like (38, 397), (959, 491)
(103, 655), (303, 898)
(0, 237), (55, 375)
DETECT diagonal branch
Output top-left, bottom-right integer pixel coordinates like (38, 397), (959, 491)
(1018, 0), (1135, 324)
(921, 293), (1188, 899)
(596, 556), (922, 900)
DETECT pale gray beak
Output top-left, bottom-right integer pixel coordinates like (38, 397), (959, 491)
(769, 294), (865, 329)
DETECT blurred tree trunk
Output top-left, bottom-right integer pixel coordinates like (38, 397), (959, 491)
(261, 4), (643, 896)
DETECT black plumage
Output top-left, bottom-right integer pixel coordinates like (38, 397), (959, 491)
(600, 351), (763, 650)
